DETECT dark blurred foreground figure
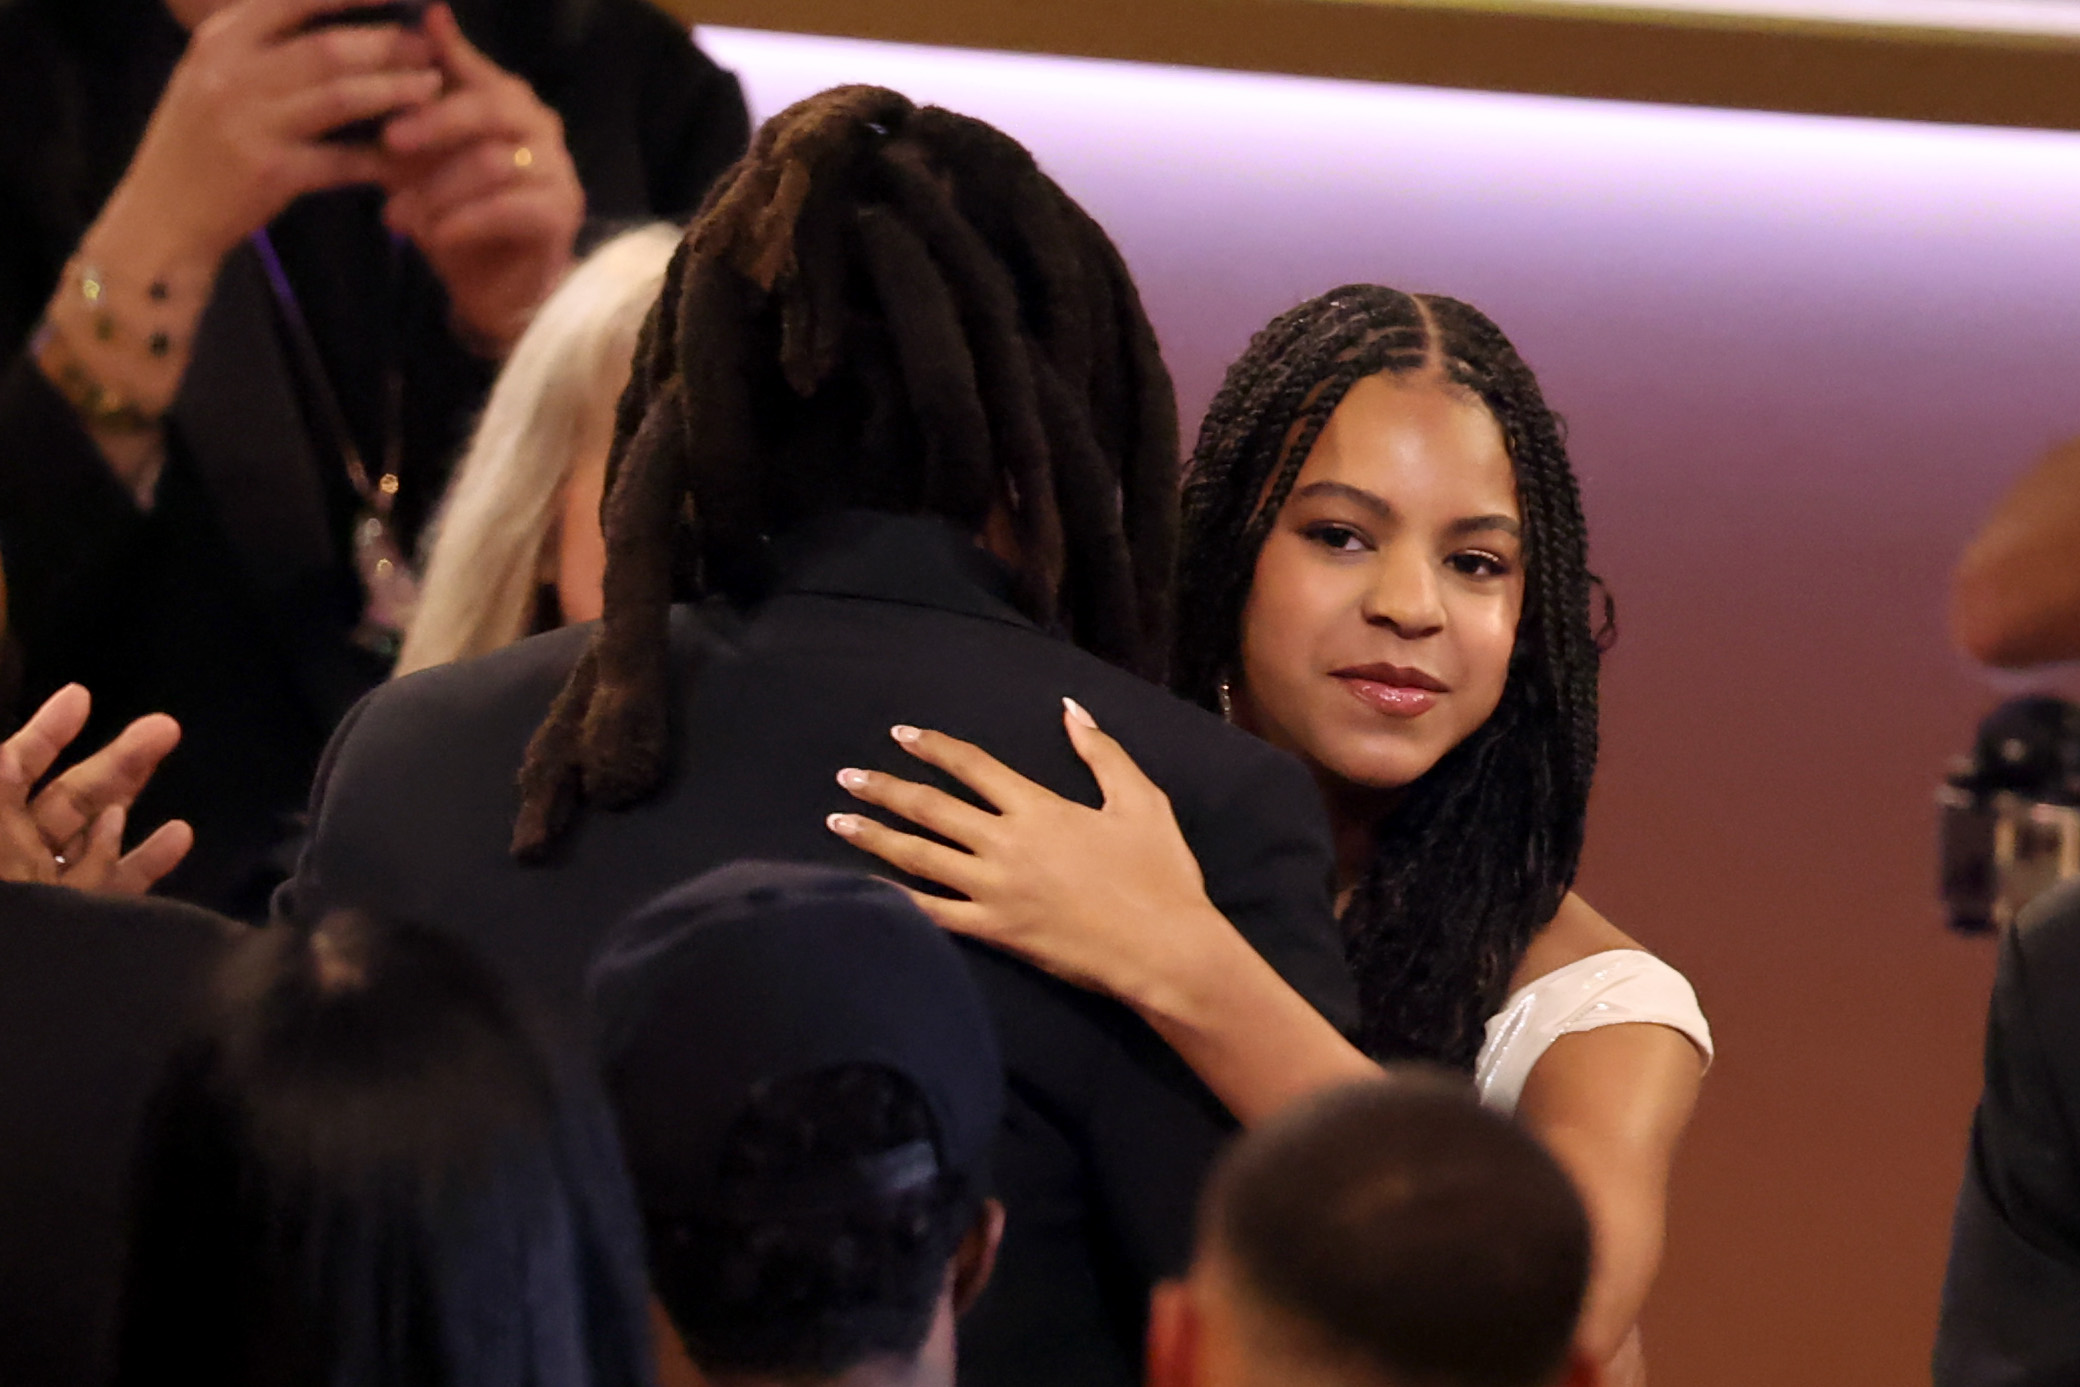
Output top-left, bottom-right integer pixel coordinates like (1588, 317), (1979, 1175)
(114, 910), (655, 1387)
(0, 0), (749, 917)
(0, 884), (240, 1387)
(1150, 1072), (1599, 1387)
(591, 863), (1006, 1387)
(1936, 879), (2080, 1386)
(280, 85), (1356, 1385)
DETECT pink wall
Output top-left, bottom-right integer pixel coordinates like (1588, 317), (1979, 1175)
(701, 30), (2080, 1382)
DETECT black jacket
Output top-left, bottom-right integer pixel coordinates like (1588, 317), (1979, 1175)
(280, 510), (1360, 1387)
(0, 0), (749, 917)
(1937, 877), (2080, 1386)
(0, 882), (242, 1387)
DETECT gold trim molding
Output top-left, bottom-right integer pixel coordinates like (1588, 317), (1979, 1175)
(652, 0), (2080, 130)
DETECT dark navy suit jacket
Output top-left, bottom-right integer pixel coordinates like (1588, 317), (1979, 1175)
(1938, 876), (2080, 1385)
(280, 510), (1358, 1387)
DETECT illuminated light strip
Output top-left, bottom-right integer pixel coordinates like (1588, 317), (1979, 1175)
(1320, 0), (2080, 39)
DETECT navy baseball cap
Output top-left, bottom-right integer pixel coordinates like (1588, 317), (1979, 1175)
(588, 862), (1004, 1220)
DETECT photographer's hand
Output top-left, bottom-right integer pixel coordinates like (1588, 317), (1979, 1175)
(380, 4), (585, 356)
(41, 0), (441, 497)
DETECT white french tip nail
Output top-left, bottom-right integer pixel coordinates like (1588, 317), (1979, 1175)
(1063, 697), (1097, 729)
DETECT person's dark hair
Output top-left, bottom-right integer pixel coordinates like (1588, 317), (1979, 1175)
(645, 1063), (977, 1378)
(1211, 1073), (1590, 1387)
(1177, 284), (1608, 1068)
(114, 911), (653, 1387)
(512, 84), (1179, 858)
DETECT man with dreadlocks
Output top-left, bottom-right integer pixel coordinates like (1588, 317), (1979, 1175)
(278, 87), (1357, 1385)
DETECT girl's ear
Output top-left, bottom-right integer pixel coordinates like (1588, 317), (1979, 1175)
(950, 1197), (1005, 1315)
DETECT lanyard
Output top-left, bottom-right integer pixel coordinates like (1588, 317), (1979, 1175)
(249, 226), (420, 658)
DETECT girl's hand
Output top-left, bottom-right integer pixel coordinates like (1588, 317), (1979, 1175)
(827, 698), (1229, 1009)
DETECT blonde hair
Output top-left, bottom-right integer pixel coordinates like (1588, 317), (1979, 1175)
(394, 224), (682, 677)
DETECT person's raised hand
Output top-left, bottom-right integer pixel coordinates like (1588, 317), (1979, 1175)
(826, 699), (1226, 1010)
(0, 685), (194, 895)
(108, 0), (442, 265)
(379, 3), (585, 355)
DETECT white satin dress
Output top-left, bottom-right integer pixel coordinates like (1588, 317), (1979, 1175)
(1474, 949), (1713, 1114)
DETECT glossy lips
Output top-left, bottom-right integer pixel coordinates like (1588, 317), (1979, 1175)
(1332, 662), (1448, 718)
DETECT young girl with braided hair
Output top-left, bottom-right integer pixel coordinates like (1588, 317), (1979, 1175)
(831, 285), (1710, 1382)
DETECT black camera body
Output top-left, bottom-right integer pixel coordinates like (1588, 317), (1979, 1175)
(1940, 696), (2080, 935)
(305, 2), (435, 145)
(303, 1), (431, 32)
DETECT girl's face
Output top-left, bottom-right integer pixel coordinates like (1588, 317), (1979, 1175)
(1232, 372), (1525, 793)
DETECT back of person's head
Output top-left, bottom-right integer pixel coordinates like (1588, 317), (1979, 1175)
(511, 86), (1179, 858)
(398, 223), (683, 677)
(1151, 1071), (1594, 1387)
(116, 910), (653, 1387)
(590, 863), (1006, 1384)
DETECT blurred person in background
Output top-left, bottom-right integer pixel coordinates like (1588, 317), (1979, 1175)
(834, 284), (1707, 1382)
(114, 908), (654, 1387)
(591, 864), (1006, 1387)
(1149, 1073), (1599, 1387)
(1937, 875), (2080, 1386)
(396, 222), (678, 675)
(1952, 437), (2080, 668)
(1936, 435), (2080, 1384)
(0, 0), (747, 917)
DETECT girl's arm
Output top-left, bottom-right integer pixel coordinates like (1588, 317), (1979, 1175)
(1509, 895), (1708, 1369)
(827, 703), (1377, 1125)
(831, 707), (1703, 1374)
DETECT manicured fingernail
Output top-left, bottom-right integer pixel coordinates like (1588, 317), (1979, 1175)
(891, 725), (921, 745)
(837, 768), (868, 791)
(827, 812), (861, 837)
(1063, 697), (1097, 729)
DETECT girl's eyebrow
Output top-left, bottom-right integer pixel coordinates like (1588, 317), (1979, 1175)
(1292, 482), (1522, 539)
(1448, 514), (1522, 539)
(1292, 480), (1391, 517)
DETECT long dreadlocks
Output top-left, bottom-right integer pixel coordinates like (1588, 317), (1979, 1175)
(1178, 285), (1607, 1069)
(512, 86), (1178, 859)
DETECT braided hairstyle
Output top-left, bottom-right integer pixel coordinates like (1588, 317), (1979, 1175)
(1179, 285), (1606, 1068)
(512, 86), (1178, 858)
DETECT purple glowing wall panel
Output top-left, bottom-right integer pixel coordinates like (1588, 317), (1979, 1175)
(699, 27), (2080, 1385)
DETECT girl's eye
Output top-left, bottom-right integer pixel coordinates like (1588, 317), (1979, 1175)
(1448, 550), (1514, 579)
(1302, 522), (1368, 553)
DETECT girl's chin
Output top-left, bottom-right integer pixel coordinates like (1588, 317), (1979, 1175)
(1309, 745), (1449, 800)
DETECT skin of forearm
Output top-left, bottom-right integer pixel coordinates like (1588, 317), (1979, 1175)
(34, 182), (225, 501)
(1537, 1124), (1667, 1364)
(1131, 908), (1380, 1128)
(1516, 1025), (1703, 1368)
(1951, 439), (2080, 667)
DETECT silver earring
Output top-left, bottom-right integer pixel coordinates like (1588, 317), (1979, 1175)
(1217, 676), (1235, 722)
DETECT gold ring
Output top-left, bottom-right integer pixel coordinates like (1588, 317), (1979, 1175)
(512, 145), (535, 170)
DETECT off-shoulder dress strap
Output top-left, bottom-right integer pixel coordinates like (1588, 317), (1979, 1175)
(1474, 949), (1712, 1114)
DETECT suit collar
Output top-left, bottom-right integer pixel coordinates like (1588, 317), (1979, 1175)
(766, 510), (1040, 632)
